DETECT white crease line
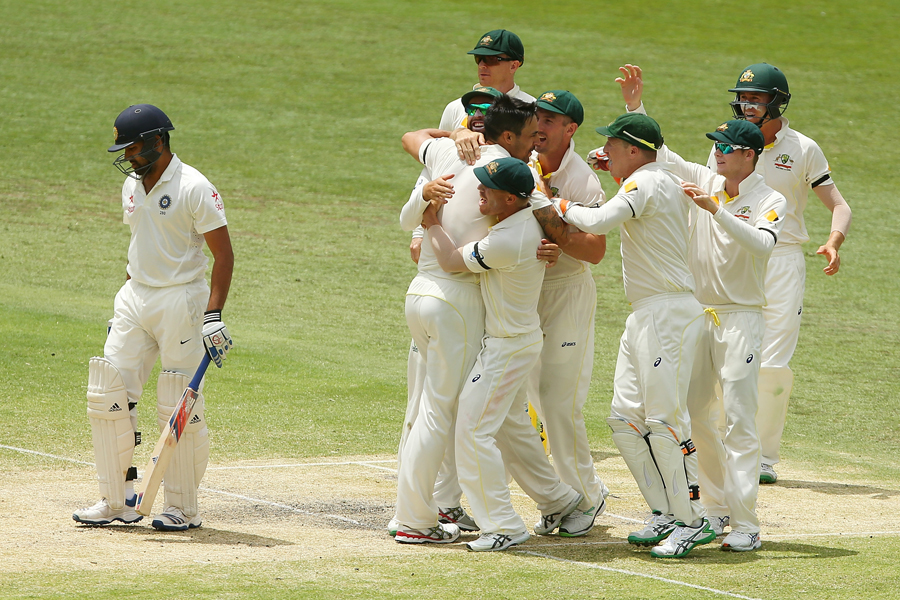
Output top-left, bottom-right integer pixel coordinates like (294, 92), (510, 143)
(515, 550), (762, 600)
(199, 487), (362, 525)
(604, 511), (644, 524)
(0, 444), (93, 466)
(208, 460), (396, 471)
(764, 530), (900, 539)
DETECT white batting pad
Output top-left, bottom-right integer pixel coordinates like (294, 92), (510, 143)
(86, 357), (134, 510)
(158, 370), (209, 517)
(607, 417), (668, 514)
(646, 418), (703, 525)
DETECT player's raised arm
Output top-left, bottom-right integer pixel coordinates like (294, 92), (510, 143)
(401, 128), (451, 160)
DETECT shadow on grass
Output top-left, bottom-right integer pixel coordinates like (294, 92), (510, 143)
(625, 538), (858, 564)
(74, 523), (293, 547)
(773, 479), (900, 498)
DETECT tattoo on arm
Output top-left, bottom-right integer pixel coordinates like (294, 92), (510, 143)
(533, 206), (570, 246)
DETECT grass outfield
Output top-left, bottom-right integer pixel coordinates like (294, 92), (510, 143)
(1, 0), (898, 598)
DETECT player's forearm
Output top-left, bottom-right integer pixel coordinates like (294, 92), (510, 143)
(815, 183), (851, 238)
(401, 129), (450, 160)
(561, 231), (606, 264)
(425, 223), (467, 272)
(399, 182), (428, 232)
(563, 198), (633, 235)
(711, 207), (776, 258)
(207, 257), (233, 312)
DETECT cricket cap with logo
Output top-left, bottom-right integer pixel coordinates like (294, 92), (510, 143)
(474, 157), (535, 199)
(596, 113), (663, 151)
(460, 86), (503, 110)
(706, 120), (765, 155)
(536, 90), (584, 126)
(467, 29), (525, 64)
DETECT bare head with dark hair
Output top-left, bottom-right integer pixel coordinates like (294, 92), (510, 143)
(483, 95), (538, 161)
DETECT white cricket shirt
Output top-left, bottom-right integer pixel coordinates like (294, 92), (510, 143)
(706, 117), (831, 247)
(528, 139), (606, 281)
(563, 162), (694, 304)
(121, 155), (227, 287)
(462, 201), (545, 338)
(439, 84), (536, 131)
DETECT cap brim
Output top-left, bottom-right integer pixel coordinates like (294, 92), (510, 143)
(468, 48), (502, 56)
(536, 101), (566, 116)
(107, 141), (136, 152)
(595, 126), (614, 137)
(473, 166), (499, 190)
(705, 131), (730, 144)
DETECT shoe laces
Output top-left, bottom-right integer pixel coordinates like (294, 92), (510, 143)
(439, 506), (465, 522)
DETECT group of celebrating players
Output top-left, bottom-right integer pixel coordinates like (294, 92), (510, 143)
(390, 29), (851, 556)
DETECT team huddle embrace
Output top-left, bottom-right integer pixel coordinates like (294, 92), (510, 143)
(390, 29), (851, 556)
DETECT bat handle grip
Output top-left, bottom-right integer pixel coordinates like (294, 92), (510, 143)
(189, 354), (212, 391)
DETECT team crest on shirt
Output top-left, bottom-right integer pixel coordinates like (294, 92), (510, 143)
(774, 153), (794, 171)
(479, 35), (493, 46)
(540, 92), (557, 103)
(159, 195), (172, 212)
(739, 69), (755, 82)
(736, 205), (752, 221)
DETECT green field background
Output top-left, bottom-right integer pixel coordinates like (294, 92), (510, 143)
(1, 0), (898, 597)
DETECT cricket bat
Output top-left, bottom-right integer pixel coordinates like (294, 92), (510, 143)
(135, 353), (211, 516)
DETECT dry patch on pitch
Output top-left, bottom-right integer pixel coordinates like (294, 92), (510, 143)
(2, 454), (899, 575)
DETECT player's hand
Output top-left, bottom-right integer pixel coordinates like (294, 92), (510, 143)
(423, 174), (455, 202)
(202, 311), (233, 368)
(451, 128), (484, 165)
(551, 198), (582, 220)
(681, 181), (719, 214)
(410, 236), (423, 264)
(817, 244), (841, 275)
(587, 148), (611, 172)
(537, 239), (561, 268)
(616, 64), (644, 112)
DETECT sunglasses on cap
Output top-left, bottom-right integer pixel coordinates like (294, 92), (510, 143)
(466, 103), (492, 116)
(715, 142), (751, 155)
(474, 55), (515, 66)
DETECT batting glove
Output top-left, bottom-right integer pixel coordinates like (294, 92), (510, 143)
(202, 310), (233, 368)
(551, 198), (583, 221)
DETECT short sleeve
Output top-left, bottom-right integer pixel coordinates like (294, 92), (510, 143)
(192, 181), (227, 234)
(803, 140), (831, 187)
(462, 231), (518, 273)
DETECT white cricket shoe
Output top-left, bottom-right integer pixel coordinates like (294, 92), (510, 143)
(438, 506), (479, 532)
(559, 488), (608, 538)
(151, 506), (202, 531)
(650, 519), (716, 558)
(388, 518), (400, 537)
(534, 493), (583, 535)
(73, 498), (142, 525)
(760, 463), (778, 484)
(708, 515), (730, 536)
(466, 530), (530, 552)
(627, 512), (677, 546)
(721, 530), (762, 552)
(394, 522), (460, 544)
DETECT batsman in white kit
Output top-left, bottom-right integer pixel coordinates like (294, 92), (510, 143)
(73, 104), (234, 530)
(555, 113), (714, 558)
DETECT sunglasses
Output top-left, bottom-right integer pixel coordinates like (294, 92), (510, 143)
(466, 103), (492, 116)
(474, 55), (515, 66)
(715, 142), (750, 155)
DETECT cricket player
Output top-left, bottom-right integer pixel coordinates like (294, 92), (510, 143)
(424, 157), (582, 552)
(555, 113), (715, 558)
(393, 95), (569, 545)
(526, 90), (610, 537)
(73, 104), (233, 531)
(715, 64), (852, 484)
(652, 119), (787, 551)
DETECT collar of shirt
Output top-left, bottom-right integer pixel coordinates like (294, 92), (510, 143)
(530, 138), (576, 181)
(713, 172), (766, 204)
(764, 117), (791, 150)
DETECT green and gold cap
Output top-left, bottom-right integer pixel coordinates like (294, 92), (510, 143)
(729, 63), (790, 97)
(596, 113), (663, 151)
(706, 120), (765, 154)
(474, 157), (535, 199)
(536, 90), (583, 126)
(467, 29), (525, 63)
(460, 86), (503, 110)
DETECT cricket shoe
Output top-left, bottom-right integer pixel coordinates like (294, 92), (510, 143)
(534, 493), (583, 535)
(438, 506), (479, 532)
(708, 515), (730, 536)
(721, 530), (762, 552)
(627, 512), (678, 546)
(73, 498), (143, 525)
(759, 463), (778, 484)
(650, 519), (716, 558)
(387, 518), (400, 537)
(466, 530), (530, 552)
(395, 522), (460, 544)
(559, 488), (608, 538)
(151, 506), (202, 531)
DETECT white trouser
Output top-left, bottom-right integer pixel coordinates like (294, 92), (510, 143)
(688, 308), (764, 534)
(104, 278), (209, 410)
(457, 329), (579, 535)
(527, 271), (605, 511)
(757, 245), (805, 465)
(609, 292), (706, 524)
(395, 274), (484, 529)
